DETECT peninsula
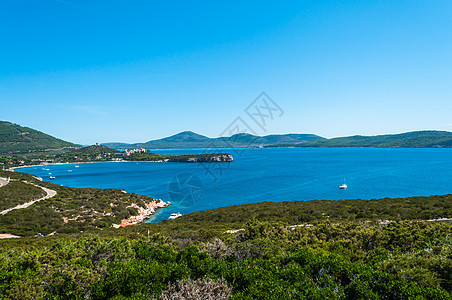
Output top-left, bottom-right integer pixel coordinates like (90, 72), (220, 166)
(2, 144), (233, 169)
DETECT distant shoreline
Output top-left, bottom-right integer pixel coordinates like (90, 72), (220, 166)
(8, 156), (231, 171)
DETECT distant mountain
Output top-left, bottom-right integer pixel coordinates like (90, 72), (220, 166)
(103, 131), (325, 149)
(290, 131), (452, 148)
(0, 121), (80, 155)
(135, 131), (213, 148)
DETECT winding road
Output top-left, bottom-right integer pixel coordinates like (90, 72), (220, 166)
(0, 182), (57, 215)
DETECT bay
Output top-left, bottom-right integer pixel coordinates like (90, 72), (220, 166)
(20, 148), (452, 222)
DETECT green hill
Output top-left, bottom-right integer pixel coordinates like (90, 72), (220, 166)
(291, 130), (452, 148)
(0, 121), (80, 154)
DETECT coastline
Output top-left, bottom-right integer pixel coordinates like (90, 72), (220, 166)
(8, 161), (128, 171)
(8, 154), (232, 171)
(4, 163), (173, 229)
(114, 199), (171, 228)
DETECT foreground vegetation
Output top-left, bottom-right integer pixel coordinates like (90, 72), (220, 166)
(0, 219), (450, 299)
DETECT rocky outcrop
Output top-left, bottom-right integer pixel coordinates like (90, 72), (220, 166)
(118, 199), (170, 227)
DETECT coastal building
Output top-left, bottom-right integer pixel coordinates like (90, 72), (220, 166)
(124, 148), (147, 156)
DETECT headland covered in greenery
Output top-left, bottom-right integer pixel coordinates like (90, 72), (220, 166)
(281, 131), (452, 148)
(0, 168), (451, 299)
(1, 144), (233, 170)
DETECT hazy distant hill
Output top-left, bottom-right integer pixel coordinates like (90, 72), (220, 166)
(290, 131), (452, 148)
(0, 121), (80, 155)
(103, 131), (325, 149)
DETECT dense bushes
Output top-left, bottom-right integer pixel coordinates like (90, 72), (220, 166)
(0, 219), (450, 299)
(175, 196), (452, 227)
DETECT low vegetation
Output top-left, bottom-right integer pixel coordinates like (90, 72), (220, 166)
(174, 196), (452, 227)
(0, 219), (450, 299)
(0, 180), (45, 211)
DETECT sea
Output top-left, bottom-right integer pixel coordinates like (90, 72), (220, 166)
(20, 148), (452, 222)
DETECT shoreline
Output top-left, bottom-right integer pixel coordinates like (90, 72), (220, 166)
(8, 161), (128, 171)
(114, 199), (171, 228)
(8, 155), (232, 171)
(4, 163), (173, 229)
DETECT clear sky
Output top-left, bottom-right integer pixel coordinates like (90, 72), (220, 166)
(1, 0), (451, 144)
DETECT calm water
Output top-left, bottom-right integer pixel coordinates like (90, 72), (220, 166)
(20, 148), (452, 222)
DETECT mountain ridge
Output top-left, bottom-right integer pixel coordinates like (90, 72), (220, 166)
(103, 130), (452, 149)
(288, 130), (452, 148)
(102, 131), (325, 149)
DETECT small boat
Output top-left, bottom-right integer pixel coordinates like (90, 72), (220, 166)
(168, 212), (182, 220)
(75, 165), (80, 168)
(339, 179), (347, 189)
(67, 170), (72, 173)
(49, 176), (56, 179)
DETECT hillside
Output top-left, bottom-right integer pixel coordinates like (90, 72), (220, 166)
(0, 170), (165, 236)
(103, 131), (325, 149)
(290, 130), (452, 148)
(0, 121), (80, 154)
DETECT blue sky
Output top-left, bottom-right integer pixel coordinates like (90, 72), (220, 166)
(1, 0), (451, 144)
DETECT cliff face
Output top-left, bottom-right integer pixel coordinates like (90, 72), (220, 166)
(167, 154), (233, 163)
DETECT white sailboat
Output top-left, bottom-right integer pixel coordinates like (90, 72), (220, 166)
(339, 178), (347, 189)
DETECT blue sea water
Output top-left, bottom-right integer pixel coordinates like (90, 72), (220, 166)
(20, 148), (452, 222)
